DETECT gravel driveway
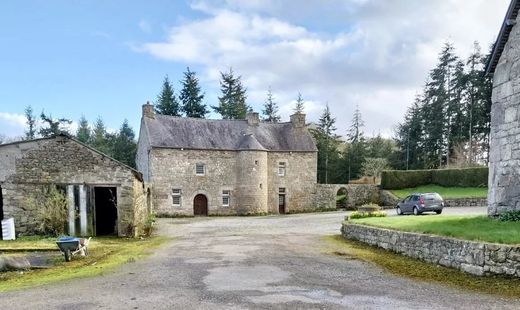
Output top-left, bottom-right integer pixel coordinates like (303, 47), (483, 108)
(1, 207), (518, 309)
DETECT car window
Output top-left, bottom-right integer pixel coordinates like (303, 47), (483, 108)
(424, 193), (442, 201)
(412, 195), (419, 201)
(404, 196), (411, 202)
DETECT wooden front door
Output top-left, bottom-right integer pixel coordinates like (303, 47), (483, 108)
(278, 194), (286, 214)
(193, 194), (208, 216)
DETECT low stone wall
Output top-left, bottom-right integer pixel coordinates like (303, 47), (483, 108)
(341, 223), (520, 278)
(444, 198), (487, 207)
(314, 184), (379, 210)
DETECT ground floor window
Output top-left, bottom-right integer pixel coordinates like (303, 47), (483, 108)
(222, 190), (230, 207)
(172, 189), (182, 207)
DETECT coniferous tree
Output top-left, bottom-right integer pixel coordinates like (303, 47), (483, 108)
(179, 67), (207, 118)
(155, 75), (181, 116)
(213, 68), (249, 119)
(91, 117), (110, 155)
(39, 112), (71, 137)
(112, 119), (137, 168)
(24, 106), (37, 140)
(347, 105), (364, 143)
(311, 104), (340, 183)
(76, 115), (91, 144)
(293, 92), (305, 113)
(262, 87), (281, 122)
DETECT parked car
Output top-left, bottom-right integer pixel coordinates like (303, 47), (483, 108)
(396, 193), (444, 215)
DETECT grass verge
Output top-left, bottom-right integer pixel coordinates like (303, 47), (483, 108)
(391, 185), (487, 199)
(325, 235), (520, 298)
(351, 215), (520, 245)
(0, 236), (168, 292)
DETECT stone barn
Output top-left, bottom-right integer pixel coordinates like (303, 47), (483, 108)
(486, 0), (520, 216)
(137, 103), (319, 216)
(0, 134), (149, 237)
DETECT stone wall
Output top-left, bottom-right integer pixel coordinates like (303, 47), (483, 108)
(314, 184), (380, 210)
(149, 148), (318, 216)
(0, 136), (146, 237)
(444, 198), (487, 208)
(342, 223), (520, 277)
(489, 13), (520, 216)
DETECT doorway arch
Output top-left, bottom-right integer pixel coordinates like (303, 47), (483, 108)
(336, 187), (348, 209)
(193, 194), (208, 216)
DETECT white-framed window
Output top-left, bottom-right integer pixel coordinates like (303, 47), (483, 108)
(222, 190), (230, 207)
(278, 162), (286, 176)
(172, 188), (182, 207)
(279, 187), (286, 194)
(196, 163), (205, 176)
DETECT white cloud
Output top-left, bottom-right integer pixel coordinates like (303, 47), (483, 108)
(138, 19), (152, 33)
(0, 112), (26, 138)
(135, 0), (510, 137)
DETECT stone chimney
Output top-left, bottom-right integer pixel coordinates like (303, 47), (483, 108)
(142, 101), (155, 119)
(246, 112), (260, 126)
(290, 113), (306, 128)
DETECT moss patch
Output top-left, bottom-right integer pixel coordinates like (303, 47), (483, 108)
(0, 236), (169, 292)
(325, 235), (520, 298)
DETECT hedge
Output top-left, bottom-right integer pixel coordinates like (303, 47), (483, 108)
(380, 167), (488, 190)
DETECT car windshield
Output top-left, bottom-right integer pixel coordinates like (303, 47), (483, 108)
(423, 193), (442, 201)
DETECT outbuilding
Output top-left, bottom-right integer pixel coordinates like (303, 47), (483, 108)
(0, 134), (149, 237)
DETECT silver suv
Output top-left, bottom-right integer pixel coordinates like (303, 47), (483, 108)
(396, 193), (444, 215)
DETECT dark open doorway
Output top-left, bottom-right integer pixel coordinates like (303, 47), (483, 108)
(278, 194), (286, 214)
(94, 187), (117, 235)
(193, 194), (208, 216)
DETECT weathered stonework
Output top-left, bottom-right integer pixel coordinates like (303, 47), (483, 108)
(489, 12), (520, 216)
(314, 184), (380, 210)
(342, 223), (520, 278)
(0, 136), (148, 237)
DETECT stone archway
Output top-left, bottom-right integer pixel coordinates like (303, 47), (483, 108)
(336, 187), (348, 209)
(193, 194), (208, 216)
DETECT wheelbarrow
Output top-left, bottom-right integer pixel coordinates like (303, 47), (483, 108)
(56, 237), (91, 262)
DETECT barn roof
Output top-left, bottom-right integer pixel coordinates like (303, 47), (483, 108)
(143, 115), (318, 152)
(486, 0), (520, 76)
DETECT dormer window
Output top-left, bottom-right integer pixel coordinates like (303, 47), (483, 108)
(196, 163), (205, 176)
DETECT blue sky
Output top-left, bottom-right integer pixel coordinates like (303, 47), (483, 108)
(0, 0), (511, 140)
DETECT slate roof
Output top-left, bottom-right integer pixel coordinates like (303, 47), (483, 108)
(486, 0), (520, 76)
(143, 115), (317, 152)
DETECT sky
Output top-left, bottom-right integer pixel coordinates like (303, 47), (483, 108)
(0, 0), (511, 140)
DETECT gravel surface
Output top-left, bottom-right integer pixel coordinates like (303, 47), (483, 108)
(1, 207), (518, 309)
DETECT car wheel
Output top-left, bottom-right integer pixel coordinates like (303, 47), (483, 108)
(396, 207), (403, 215)
(413, 207), (420, 216)
(435, 210), (442, 215)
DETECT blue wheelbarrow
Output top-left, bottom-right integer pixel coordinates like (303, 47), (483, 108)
(56, 237), (91, 262)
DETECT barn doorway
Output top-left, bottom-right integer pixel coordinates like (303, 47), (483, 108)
(193, 194), (208, 216)
(94, 187), (117, 235)
(336, 187), (348, 209)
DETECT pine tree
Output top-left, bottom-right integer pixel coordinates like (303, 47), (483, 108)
(112, 119), (137, 168)
(311, 104), (340, 183)
(39, 112), (71, 137)
(155, 75), (181, 116)
(347, 105), (364, 143)
(24, 106), (37, 140)
(179, 67), (207, 118)
(262, 87), (281, 122)
(91, 117), (110, 155)
(213, 68), (249, 119)
(293, 92), (305, 113)
(76, 115), (91, 144)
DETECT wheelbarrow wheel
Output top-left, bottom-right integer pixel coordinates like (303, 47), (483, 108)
(64, 249), (72, 262)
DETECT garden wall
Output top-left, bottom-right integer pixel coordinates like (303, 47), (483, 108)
(342, 223), (520, 278)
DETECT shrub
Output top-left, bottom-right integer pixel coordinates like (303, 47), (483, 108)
(143, 213), (156, 237)
(349, 211), (387, 220)
(431, 167), (488, 188)
(26, 185), (68, 236)
(499, 210), (520, 222)
(381, 167), (488, 190)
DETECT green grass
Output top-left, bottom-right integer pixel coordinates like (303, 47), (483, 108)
(0, 236), (58, 251)
(391, 185), (487, 199)
(325, 235), (520, 298)
(351, 215), (520, 244)
(0, 236), (168, 292)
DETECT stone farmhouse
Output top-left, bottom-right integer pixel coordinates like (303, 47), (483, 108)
(137, 103), (320, 216)
(486, 0), (520, 216)
(0, 134), (149, 237)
